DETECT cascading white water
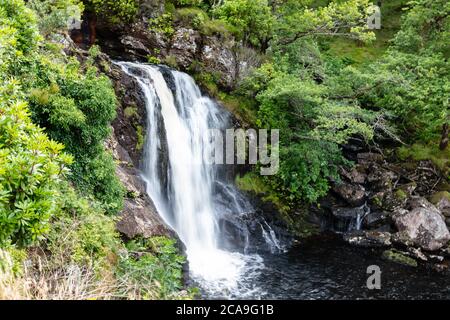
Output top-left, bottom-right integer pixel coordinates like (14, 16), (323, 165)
(117, 62), (267, 297)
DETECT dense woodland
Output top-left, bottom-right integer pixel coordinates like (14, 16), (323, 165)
(0, 0), (448, 299)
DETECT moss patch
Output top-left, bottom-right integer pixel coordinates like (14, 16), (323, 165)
(394, 189), (408, 201)
(136, 125), (145, 151)
(398, 143), (450, 177)
(382, 249), (418, 267)
(124, 106), (138, 119)
(430, 191), (450, 206)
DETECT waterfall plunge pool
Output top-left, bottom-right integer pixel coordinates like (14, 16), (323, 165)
(193, 233), (450, 299)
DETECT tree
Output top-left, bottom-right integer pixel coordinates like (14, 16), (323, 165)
(85, 0), (139, 24)
(213, 0), (275, 48)
(272, 0), (376, 47)
(342, 0), (449, 145)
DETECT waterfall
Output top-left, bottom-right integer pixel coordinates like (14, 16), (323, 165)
(116, 62), (269, 297)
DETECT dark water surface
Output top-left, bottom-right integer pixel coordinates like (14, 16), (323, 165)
(198, 233), (450, 300)
(254, 234), (450, 299)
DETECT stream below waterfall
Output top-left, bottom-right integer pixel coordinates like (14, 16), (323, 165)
(116, 62), (450, 300)
(206, 233), (450, 300)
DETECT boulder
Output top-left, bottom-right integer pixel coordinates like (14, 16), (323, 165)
(332, 182), (366, 206)
(339, 165), (367, 184)
(121, 35), (152, 57)
(393, 199), (450, 251)
(363, 211), (390, 229)
(370, 184), (416, 212)
(169, 28), (200, 69)
(332, 206), (365, 219)
(201, 36), (236, 89)
(344, 230), (392, 247)
(117, 197), (171, 239)
(367, 165), (397, 191)
(371, 191), (406, 211)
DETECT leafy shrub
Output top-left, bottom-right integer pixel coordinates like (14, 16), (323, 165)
(175, 7), (208, 29)
(0, 0), (41, 55)
(0, 81), (72, 246)
(28, 58), (124, 213)
(86, 0), (138, 24)
(117, 237), (189, 299)
(46, 182), (121, 272)
(199, 19), (233, 37)
(148, 13), (175, 37)
(26, 0), (83, 36)
(173, 0), (204, 7)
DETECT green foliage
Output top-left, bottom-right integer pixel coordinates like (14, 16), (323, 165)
(0, 246), (26, 276)
(398, 143), (449, 176)
(250, 65), (374, 202)
(0, 0), (192, 300)
(339, 0), (449, 144)
(173, 0), (204, 7)
(148, 12), (175, 37)
(392, 0), (449, 56)
(147, 55), (162, 64)
(27, 59), (124, 213)
(46, 182), (121, 271)
(163, 55), (178, 68)
(272, 0), (376, 48)
(136, 125), (145, 151)
(86, 0), (138, 24)
(0, 0), (41, 74)
(236, 172), (290, 213)
(117, 237), (189, 299)
(27, 0), (83, 36)
(124, 105), (138, 118)
(1, 0), (124, 213)
(175, 7), (208, 29)
(199, 18), (232, 37)
(0, 81), (72, 246)
(213, 0), (274, 48)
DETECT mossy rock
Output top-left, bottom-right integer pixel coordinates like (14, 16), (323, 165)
(382, 249), (418, 267)
(430, 191), (450, 206)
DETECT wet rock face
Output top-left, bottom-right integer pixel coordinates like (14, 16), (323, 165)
(363, 211), (390, 229)
(343, 230), (392, 248)
(93, 16), (244, 90)
(393, 198), (450, 251)
(107, 133), (175, 239)
(109, 63), (148, 167)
